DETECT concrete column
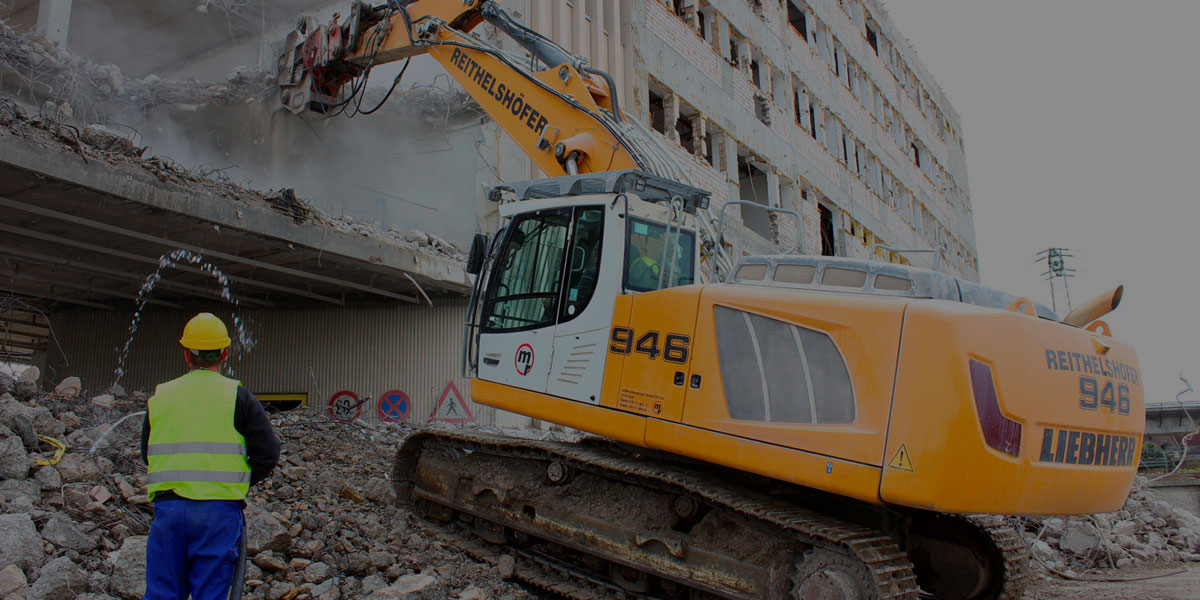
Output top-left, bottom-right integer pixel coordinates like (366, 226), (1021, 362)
(690, 115), (707, 158)
(664, 93), (680, 143)
(766, 169), (782, 209)
(759, 61), (773, 97)
(715, 14), (730, 59)
(36, 0), (71, 47)
(700, 8), (717, 42)
(723, 136), (739, 182)
(773, 69), (790, 111)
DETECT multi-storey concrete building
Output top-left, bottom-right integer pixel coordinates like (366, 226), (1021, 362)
(620, 0), (976, 278)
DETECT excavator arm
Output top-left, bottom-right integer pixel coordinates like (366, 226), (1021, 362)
(276, 0), (643, 176)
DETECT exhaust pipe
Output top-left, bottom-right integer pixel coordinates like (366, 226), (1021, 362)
(1063, 285), (1123, 327)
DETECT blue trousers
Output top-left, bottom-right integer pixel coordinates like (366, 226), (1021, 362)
(145, 499), (244, 600)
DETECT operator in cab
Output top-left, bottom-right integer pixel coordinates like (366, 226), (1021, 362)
(628, 247), (662, 290)
(140, 312), (280, 600)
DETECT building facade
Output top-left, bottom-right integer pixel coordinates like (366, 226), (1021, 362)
(621, 0), (976, 277)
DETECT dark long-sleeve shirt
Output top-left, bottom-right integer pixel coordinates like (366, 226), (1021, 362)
(141, 385), (281, 500)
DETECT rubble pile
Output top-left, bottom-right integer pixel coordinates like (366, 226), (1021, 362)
(1024, 476), (1200, 575)
(0, 95), (465, 262)
(0, 17), (272, 123)
(0, 369), (532, 600)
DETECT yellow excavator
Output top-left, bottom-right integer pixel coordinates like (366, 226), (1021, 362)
(276, 2), (1145, 598)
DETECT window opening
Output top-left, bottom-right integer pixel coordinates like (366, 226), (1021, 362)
(808, 101), (817, 139)
(676, 114), (695, 152)
(648, 89), (666, 134)
(912, 143), (922, 168)
(750, 59), (761, 88)
(788, 3), (808, 42)
(625, 217), (696, 292)
(819, 204), (836, 256)
(738, 159), (772, 239)
(482, 209), (571, 332)
(866, 26), (878, 54)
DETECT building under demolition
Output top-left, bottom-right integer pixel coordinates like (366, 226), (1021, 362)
(0, 0), (975, 424)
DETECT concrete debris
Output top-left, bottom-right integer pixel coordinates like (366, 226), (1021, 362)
(0, 19), (272, 123)
(40, 514), (97, 554)
(0, 564), (29, 600)
(0, 426), (30, 479)
(0, 382), (533, 599)
(14, 367), (39, 397)
(26, 557), (86, 600)
(0, 92), (468, 264)
(108, 536), (147, 600)
(51, 377), (81, 399)
(1023, 475), (1200, 575)
(365, 573), (442, 600)
(0, 512), (43, 578)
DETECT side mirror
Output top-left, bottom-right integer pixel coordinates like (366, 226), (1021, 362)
(466, 233), (488, 275)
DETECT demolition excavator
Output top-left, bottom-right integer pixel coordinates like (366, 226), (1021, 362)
(276, 2), (1145, 598)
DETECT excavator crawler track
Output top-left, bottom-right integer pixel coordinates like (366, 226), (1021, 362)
(395, 430), (922, 599)
(962, 516), (1030, 600)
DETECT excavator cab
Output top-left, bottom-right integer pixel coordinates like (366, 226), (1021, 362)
(464, 171), (706, 404)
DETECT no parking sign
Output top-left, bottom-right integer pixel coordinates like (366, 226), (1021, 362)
(377, 390), (410, 423)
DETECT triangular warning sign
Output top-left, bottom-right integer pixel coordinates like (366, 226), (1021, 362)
(428, 381), (474, 424)
(888, 444), (914, 472)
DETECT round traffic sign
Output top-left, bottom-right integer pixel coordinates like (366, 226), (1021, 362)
(327, 390), (361, 422)
(377, 390), (410, 423)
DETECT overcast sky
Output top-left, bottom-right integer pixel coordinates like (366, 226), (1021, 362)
(881, 1), (1199, 404)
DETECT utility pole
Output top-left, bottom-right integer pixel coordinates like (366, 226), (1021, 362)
(1036, 247), (1076, 314)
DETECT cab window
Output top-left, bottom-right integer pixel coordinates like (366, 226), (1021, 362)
(624, 217), (695, 292)
(482, 209), (570, 332)
(560, 208), (604, 321)
(482, 207), (605, 332)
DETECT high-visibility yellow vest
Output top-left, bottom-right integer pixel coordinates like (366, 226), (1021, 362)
(147, 370), (250, 501)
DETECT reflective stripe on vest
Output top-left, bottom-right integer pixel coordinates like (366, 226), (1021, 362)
(146, 470), (250, 484)
(146, 442), (247, 456)
(147, 370), (250, 501)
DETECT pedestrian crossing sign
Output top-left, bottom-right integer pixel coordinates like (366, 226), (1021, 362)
(428, 381), (474, 424)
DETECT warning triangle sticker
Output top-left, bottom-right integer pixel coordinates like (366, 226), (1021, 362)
(428, 381), (474, 424)
(888, 444), (914, 472)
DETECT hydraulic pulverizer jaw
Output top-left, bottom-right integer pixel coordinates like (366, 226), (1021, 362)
(277, 2), (376, 116)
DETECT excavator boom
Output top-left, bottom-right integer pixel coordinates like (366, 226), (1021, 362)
(277, 0), (641, 177)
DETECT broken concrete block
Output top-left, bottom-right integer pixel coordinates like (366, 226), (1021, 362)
(1059, 522), (1099, 554)
(108, 536), (147, 600)
(0, 513), (44, 578)
(51, 378), (80, 399)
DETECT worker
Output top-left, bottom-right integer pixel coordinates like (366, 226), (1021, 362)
(140, 312), (280, 600)
(628, 248), (662, 290)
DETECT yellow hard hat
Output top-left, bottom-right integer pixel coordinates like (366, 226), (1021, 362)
(179, 313), (231, 351)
